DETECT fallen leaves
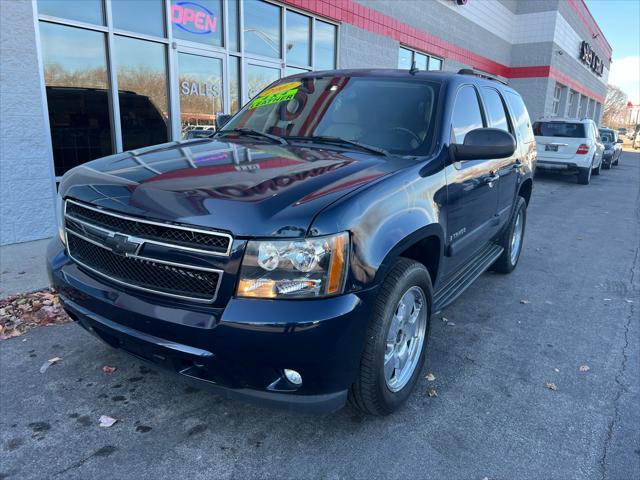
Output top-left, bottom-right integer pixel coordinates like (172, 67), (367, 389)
(39, 356), (62, 373)
(545, 382), (558, 391)
(427, 388), (438, 397)
(98, 415), (118, 428)
(579, 364), (590, 372)
(0, 289), (71, 340)
(425, 373), (436, 382)
(102, 365), (117, 374)
(520, 299), (530, 305)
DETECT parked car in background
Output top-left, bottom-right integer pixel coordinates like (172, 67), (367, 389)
(533, 118), (603, 185)
(598, 128), (622, 168)
(48, 69), (535, 415)
(617, 127), (627, 137)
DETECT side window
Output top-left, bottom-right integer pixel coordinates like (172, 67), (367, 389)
(504, 91), (534, 144)
(481, 87), (511, 133)
(451, 85), (484, 144)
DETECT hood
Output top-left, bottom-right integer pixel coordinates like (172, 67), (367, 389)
(60, 139), (414, 237)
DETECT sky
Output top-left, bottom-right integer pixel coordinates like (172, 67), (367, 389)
(585, 0), (640, 103)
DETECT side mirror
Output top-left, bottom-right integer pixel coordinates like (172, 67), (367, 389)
(616, 138), (623, 143)
(215, 113), (233, 131)
(453, 128), (516, 161)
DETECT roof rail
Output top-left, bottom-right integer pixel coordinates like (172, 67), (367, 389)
(457, 68), (508, 85)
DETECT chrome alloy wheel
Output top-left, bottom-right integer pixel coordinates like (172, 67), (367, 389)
(384, 286), (428, 392)
(510, 209), (524, 265)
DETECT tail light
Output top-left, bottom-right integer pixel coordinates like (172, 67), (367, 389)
(576, 144), (590, 154)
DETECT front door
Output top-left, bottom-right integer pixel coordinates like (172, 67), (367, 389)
(443, 85), (500, 276)
(176, 49), (225, 139)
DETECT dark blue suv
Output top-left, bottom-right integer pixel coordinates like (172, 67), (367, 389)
(48, 69), (535, 415)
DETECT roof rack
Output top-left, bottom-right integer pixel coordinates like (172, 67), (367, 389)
(457, 68), (508, 85)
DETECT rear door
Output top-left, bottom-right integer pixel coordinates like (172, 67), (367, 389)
(533, 121), (587, 160)
(479, 87), (518, 227)
(444, 84), (500, 274)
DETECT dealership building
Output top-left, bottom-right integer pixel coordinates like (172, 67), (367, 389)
(0, 0), (611, 246)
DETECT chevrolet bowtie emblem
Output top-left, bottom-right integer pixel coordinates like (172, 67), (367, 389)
(104, 233), (142, 256)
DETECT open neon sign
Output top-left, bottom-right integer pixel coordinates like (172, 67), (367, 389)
(171, 1), (218, 35)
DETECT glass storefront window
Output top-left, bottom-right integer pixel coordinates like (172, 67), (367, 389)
(38, 0), (104, 25)
(428, 57), (443, 71)
(229, 56), (241, 113)
(227, 0), (240, 52)
(178, 53), (223, 138)
(112, 0), (165, 37)
(40, 22), (112, 176)
(285, 11), (311, 66)
(114, 36), (169, 151)
(246, 63), (280, 99)
(414, 52), (428, 70)
(398, 47), (412, 70)
(285, 66), (309, 76)
(314, 20), (336, 70)
(170, 0), (222, 46)
(244, 0), (281, 59)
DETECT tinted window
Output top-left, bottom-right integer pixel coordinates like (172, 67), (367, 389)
(114, 36), (169, 151)
(112, 0), (164, 36)
(40, 22), (112, 176)
(451, 86), (484, 144)
(481, 88), (510, 133)
(504, 91), (534, 144)
(599, 130), (615, 142)
(244, 0), (281, 58)
(224, 77), (440, 155)
(533, 122), (586, 138)
(314, 20), (337, 70)
(38, 0), (104, 25)
(286, 11), (311, 66)
(170, 0), (222, 46)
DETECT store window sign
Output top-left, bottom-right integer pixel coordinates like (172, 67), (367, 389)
(181, 81), (220, 97)
(171, 2), (217, 35)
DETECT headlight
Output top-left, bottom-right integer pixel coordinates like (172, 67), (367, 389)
(56, 193), (65, 245)
(237, 232), (349, 299)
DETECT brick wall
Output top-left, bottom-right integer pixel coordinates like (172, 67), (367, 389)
(0, 0), (56, 245)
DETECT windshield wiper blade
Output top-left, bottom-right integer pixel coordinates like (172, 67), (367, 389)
(285, 135), (390, 156)
(215, 128), (288, 145)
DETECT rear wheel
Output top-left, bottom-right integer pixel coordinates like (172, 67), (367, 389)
(349, 259), (432, 415)
(577, 165), (592, 185)
(492, 196), (527, 273)
(592, 158), (601, 175)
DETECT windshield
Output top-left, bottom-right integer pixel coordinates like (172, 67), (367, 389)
(533, 121), (586, 138)
(599, 130), (614, 142)
(222, 76), (440, 155)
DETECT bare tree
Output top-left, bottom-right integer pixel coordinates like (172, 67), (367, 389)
(602, 84), (628, 128)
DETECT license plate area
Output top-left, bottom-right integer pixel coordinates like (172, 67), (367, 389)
(545, 144), (559, 152)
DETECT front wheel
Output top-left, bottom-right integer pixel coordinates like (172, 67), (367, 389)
(349, 259), (432, 415)
(492, 196), (527, 274)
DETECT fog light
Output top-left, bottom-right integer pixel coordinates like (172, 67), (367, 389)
(284, 368), (302, 385)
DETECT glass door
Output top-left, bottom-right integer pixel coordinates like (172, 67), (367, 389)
(175, 48), (226, 139)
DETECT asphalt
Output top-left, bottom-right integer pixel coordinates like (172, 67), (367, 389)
(1, 151), (639, 480)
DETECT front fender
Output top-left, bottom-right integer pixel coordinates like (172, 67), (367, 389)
(309, 161), (447, 291)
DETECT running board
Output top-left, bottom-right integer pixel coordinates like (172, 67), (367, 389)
(432, 244), (503, 313)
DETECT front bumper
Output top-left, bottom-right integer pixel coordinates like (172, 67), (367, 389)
(48, 238), (374, 413)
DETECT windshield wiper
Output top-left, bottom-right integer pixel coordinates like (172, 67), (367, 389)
(215, 128), (288, 145)
(284, 135), (390, 156)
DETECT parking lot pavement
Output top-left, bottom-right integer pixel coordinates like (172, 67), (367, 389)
(1, 152), (639, 480)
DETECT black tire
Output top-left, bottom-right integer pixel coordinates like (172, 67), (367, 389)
(603, 159), (612, 169)
(349, 258), (432, 416)
(592, 158), (601, 175)
(492, 196), (527, 274)
(577, 166), (591, 185)
(613, 155), (619, 166)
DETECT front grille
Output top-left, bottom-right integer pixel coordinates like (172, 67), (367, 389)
(67, 234), (220, 301)
(65, 200), (231, 255)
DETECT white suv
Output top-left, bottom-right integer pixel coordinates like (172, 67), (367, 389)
(533, 118), (604, 185)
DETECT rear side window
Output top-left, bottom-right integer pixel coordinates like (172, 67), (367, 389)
(533, 122), (586, 138)
(451, 85), (484, 144)
(481, 87), (510, 133)
(504, 91), (534, 144)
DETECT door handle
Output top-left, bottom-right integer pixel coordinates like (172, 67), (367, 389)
(484, 174), (500, 184)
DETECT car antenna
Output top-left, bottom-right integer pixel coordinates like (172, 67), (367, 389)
(409, 59), (419, 75)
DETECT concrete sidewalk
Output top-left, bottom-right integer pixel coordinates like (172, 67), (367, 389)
(0, 238), (52, 298)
